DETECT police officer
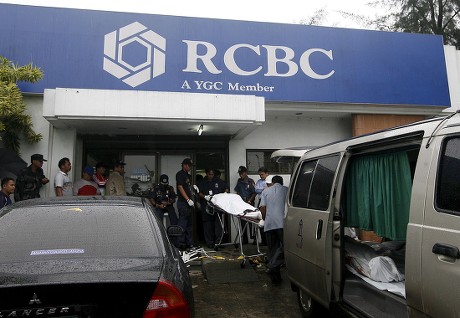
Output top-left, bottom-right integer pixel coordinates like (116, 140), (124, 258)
(176, 158), (195, 250)
(14, 154), (50, 201)
(198, 168), (229, 248)
(148, 174), (178, 226)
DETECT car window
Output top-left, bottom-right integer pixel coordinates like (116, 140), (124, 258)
(0, 204), (160, 263)
(292, 155), (340, 210)
(436, 136), (460, 214)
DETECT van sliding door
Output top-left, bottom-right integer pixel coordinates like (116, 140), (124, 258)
(285, 153), (342, 308)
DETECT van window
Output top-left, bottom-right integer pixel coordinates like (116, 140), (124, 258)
(292, 155), (340, 210)
(436, 136), (460, 214)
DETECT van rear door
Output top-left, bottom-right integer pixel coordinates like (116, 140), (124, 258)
(285, 153), (342, 308)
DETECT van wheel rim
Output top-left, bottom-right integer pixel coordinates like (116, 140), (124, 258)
(300, 291), (312, 312)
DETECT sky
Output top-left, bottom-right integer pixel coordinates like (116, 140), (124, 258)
(0, 0), (380, 29)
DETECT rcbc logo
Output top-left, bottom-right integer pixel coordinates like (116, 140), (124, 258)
(103, 22), (166, 87)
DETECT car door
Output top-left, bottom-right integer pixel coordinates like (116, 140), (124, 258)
(284, 153), (342, 308)
(418, 130), (460, 317)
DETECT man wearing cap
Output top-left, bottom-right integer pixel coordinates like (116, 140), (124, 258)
(107, 160), (127, 196)
(54, 157), (73, 197)
(234, 165), (256, 244)
(148, 174), (178, 226)
(176, 158), (195, 250)
(14, 154), (50, 201)
(73, 166), (100, 196)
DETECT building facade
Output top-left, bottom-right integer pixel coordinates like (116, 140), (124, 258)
(2, 4), (460, 240)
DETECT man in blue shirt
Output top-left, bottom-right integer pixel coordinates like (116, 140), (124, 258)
(260, 175), (288, 284)
(234, 166), (256, 244)
(176, 158), (195, 250)
(198, 168), (229, 248)
(0, 177), (15, 208)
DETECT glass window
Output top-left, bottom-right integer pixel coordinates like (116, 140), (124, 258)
(308, 156), (340, 210)
(247, 149), (298, 174)
(292, 155), (340, 210)
(292, 160), (317, 208)
(436, 136), (460, 214)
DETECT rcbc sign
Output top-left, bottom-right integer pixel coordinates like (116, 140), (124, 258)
(103, 22), (166, 87)
(104, 22), (335, 88)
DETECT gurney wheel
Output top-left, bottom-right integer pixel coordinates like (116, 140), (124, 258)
(240, 259), (246, 268)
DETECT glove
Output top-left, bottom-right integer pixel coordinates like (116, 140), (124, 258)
(193, 185), (199, 192)
(204, 195), (211, 201)
(187, 199), (194, 207)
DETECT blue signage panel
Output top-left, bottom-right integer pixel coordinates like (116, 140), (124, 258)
(0, 4), (451, 106)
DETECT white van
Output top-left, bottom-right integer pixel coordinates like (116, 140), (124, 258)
(284, 113), (460, 317)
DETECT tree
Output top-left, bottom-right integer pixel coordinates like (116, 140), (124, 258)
(0, 56), (43, 154)
(367, 0), (460, 48)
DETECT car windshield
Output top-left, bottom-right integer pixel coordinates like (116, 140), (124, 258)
(0, 203), (159, 263)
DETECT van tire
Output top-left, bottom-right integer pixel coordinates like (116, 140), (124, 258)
(297, 289), (318, 317)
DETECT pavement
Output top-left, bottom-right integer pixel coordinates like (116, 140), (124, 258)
(187, 243), (304, 318)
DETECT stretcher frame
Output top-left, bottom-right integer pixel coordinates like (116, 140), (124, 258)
(206, 201), (265, 268)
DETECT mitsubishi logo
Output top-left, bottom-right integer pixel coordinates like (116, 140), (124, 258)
(29, 293), (41, 305)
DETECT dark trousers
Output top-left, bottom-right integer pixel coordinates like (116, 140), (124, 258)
(154, 205), (178, 226)
(265, 228), (284, 270)
(202, 206), (223, 245)
(177, 202), (193, 248)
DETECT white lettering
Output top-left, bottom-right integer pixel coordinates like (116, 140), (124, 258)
(195, 81), (223, 90)
(224, 44), (262, 76)
(181, 80), (191, 89)
(299, 48), (335, 79)
(228, 82), (274, 92)
(263, 45), (298, 77)
(182, 40), (334, 80)
(182, 40), (221, 74)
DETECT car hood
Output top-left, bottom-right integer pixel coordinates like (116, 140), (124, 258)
(0, 257), (164, 286)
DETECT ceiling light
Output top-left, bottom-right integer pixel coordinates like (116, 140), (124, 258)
(197, 124), (203, 136)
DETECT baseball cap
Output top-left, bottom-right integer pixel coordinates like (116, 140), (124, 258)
(181, 158), (193, 165)
(31, 154), (47, 162)
(160, 174), (169, 184)
(238, 166), (248, 174)
(83, 166), (94, 176)
(114, 160), (126, 167)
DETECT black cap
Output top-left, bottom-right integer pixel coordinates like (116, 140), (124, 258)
(31, 154), (47, 162)
(181, 158), (193, 166)
(114, 160), (126, 167)
(160, 174), (169, 184)
(238, 166), (247, 173)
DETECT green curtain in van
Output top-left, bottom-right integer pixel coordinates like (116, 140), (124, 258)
(345, 151), (411, 240)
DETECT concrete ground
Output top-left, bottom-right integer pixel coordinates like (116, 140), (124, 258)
(188, 244), (305, 318)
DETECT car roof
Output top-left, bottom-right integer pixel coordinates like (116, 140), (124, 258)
(5, 196), (145, 209)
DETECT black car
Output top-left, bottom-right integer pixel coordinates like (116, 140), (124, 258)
(0, 196), (194, 317)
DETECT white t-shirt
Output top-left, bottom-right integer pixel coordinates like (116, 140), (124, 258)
(54, 171), (73, 196)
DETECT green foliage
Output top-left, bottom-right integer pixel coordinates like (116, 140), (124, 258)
(0, 56), (43, 154)
(370, 0), (460, 48)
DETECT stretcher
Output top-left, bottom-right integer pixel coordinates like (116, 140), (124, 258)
(206, 193), (265, 267)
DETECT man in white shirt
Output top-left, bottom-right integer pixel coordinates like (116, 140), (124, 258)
(54, 157), (73, 196)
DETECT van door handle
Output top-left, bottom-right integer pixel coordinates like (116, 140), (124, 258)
(432, 243), (460, 259)
(315, 220), (323, 240)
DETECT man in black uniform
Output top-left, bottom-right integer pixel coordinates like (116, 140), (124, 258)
(176, 158), (195, 250)
(14, 154), (50, 201)
(198, 168), (229, 248)
(148, 174), (178, 226)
